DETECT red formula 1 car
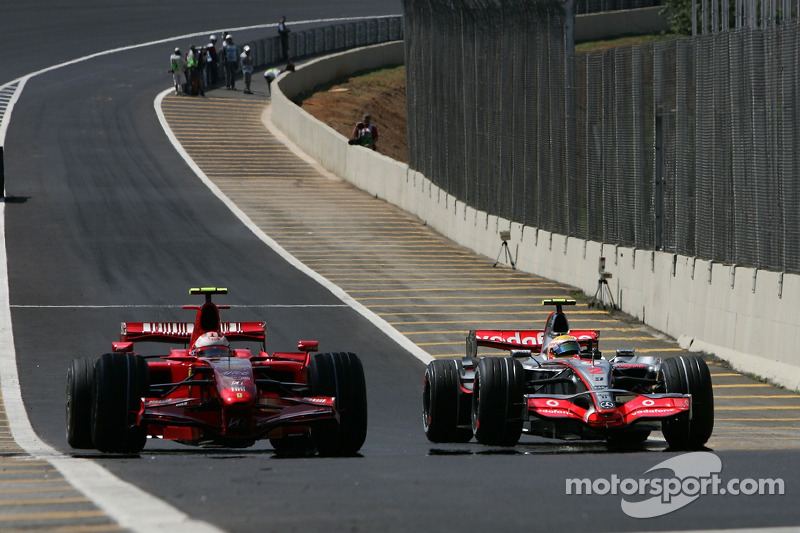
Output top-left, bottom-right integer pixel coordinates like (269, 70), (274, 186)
(66, 288), (367, 456)
(422, 299), (713, 450)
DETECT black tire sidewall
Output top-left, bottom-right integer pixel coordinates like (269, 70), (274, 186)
(423, 359), (471, 443)
(661, 355), (714, 449)
(91, 353), (148, 453)
(472, 357), (524, 446)
(308, 352), (368, 456)
(66, 357), (95, 449)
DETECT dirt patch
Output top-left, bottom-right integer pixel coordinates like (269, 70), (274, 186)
(297, 65), (408, 164)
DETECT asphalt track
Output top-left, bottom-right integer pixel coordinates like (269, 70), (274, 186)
(1, 2), (799, 532)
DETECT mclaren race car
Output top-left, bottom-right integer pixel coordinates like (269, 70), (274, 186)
(422, 299), (713, 449)
(66, 287), (367, 455)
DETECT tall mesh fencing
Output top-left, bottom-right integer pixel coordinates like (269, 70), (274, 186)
(403, 0), (800, 274)
(242, 17), (404, 72)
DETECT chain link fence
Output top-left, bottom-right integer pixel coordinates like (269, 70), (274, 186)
(403, 0), (800, 273)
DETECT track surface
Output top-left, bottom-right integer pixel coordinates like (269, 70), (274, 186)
(1, 2), (799, 531)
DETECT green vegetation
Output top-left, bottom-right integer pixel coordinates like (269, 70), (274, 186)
(661, 0), (701, 35)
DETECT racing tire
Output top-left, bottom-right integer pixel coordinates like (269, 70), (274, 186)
(308, 352), (368, 456)
(66, 357), (96, 449)
(472, 357), (525, 446)
(661, 355), (714, 450)
(91, 353), (149, 453)
(423, 359), (472, 443)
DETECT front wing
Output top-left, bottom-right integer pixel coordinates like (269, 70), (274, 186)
(140, 396), (337, 441)
(525, 391), (691, 428)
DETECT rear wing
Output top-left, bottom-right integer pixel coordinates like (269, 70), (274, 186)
(120, 321), (267, 344)
(466, 329), (599, 357)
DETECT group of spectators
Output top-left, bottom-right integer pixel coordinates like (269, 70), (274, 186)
(169, 16), (293, 97)
(167, 17), (378, 152)
(170, 32), (251, 96)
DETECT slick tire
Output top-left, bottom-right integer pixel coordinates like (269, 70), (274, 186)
(661, 355), (714, 450)
(66, 357), (96, 449)
(91, 353), (149, 453)
(472, 357), (525, 446)
(309, 352), (368, 456)
(423, 359), (472, 443)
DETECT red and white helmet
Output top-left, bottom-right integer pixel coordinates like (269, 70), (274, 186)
(192, 331), (230, 357)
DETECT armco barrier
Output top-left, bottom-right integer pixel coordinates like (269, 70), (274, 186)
(269, 41), (800, 392)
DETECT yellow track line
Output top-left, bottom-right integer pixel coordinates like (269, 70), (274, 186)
(0, 486), (74, 494)
(715, 406), (800, 411)
(713, 384), (772, 388)
(714, 395), (800, 399)
(0, 497), (89, 506)
(0, 511), (107, 521)
(716, 418), (800, 421)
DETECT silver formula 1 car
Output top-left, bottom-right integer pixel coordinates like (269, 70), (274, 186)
(422, 299), (713, 450)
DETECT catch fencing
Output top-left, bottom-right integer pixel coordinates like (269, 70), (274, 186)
(240, 17), (403, 72)
(403, 0), (800, 274)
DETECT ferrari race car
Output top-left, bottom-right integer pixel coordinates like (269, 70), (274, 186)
(422, 299), (714, 450)
(66, 287), (367, 456)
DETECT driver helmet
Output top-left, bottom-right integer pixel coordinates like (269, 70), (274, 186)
(192, 331), (231, 357)
(547, 335), (581, 358)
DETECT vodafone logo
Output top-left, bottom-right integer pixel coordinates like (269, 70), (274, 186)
(475, 331), (543, 345)
(546, 400), (560, 407)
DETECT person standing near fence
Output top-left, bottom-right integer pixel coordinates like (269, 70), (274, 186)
(240, 45), (254, 94)
(186, 44), (205, 96)
(278, 16), (290, 61)
(206, 35), (219, 86)
(169, 47), (186, 95)
(224, 34), (238, 90)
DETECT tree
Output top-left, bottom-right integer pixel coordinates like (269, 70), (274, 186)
(661, 0), (694, 35)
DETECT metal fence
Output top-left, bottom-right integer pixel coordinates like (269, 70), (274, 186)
(403, 0), (800, 274)
(241, 17), (404, 72)
(693, 0), (800, 34)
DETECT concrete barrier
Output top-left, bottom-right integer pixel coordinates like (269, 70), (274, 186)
(269, 41), (800, 392)
(575, 6), (670, 42)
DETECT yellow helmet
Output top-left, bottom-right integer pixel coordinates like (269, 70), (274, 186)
(547, 335), (581, 358)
